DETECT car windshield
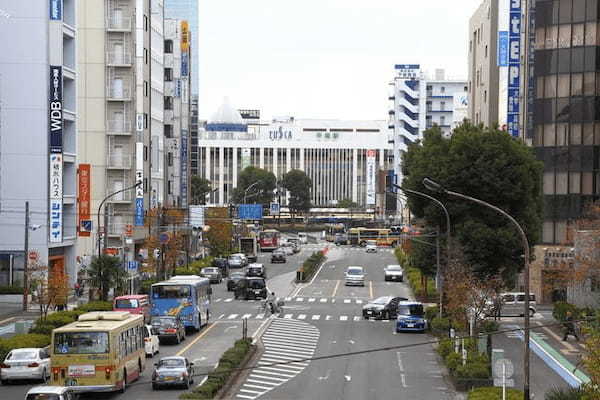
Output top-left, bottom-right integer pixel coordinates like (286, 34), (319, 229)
(152, 316), (176, 326)
(397, 304), (424, 317)
(115, 299), (139, 309)
(7, 350), (38, 360)
(230, 256), (241, 261)
(159, 358), (185, 368)
(372, 297), (390, 305)
(248, 280), (265, 289)
(230, 273), (245, 278)
(386, 266), (402, 271)
(203, 268), (217, 273)
(347, 268), (363, 275)
(54, 331), (109, 354)
(151, 284), (191, 299)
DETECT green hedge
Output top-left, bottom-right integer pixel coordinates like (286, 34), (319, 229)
(0, 333), (51, 361)
(296, 251), (326, 283)
(180, 338), (253, 399)
(468, 387), (524, 400)
(140, 278), (159, 295)
(75, 301), (113, 312)
(437, 338), (492, 391)
(0, 285), (24, 294)
(174, 257), (215, 276)
(394, 248), (438, 301)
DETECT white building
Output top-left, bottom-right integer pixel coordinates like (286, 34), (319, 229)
(389, 65), (467, 184)
(198, 102), (393, 208)
(150, 0), (165, 209)
(0, 0), (78, 284)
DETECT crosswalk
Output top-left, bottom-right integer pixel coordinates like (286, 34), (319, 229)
(213, 296), (368, 304)
(301, 244), (394, 253)
(216, 312), (393, 323)
(236, 318), (320, 399)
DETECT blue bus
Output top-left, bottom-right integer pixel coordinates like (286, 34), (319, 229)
(150, 275), (211, 331)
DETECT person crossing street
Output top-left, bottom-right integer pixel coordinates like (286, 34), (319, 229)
(563, 311), (580, 342)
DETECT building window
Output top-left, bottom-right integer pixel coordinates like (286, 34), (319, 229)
(164, 96), (173, 110)
(485, 45), (488, 57)
(484, 90), (487, 103)
(440, 86), (445, 93)
(167, 152), (173, 167)
(164, 40), (173, 54)
(440, 101), (446, 111)
(144, 80), (148, 97)
(144, 15), (148, 31)
(144, 48), (148, 65)
(143, 178), (148, 193)
(168, 180), (172, 195)
(164, 68), (173, 82)
(143, 113), (148, 129)
(440, 116), (446, 126)
(164, 124), (173, 138)
(144, 145), (148, 161)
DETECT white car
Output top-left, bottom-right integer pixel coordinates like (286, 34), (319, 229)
(345, 266), (365, 286)
(366, 244), (377, 253)
(384, 265), (404, 282)
(144, 325), (160, 357)
(25, 386), (80, 400)
(283, 246), (294, 256)
(232, 253), (248, 266)
(0, 347), (51, 384)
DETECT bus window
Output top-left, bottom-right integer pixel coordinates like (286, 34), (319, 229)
(151, 285), (191, 299)
(54, 332), (109, 354)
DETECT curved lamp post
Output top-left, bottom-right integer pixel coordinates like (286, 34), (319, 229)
(423, 177), (531, 400)
(243, 181), (261, 204)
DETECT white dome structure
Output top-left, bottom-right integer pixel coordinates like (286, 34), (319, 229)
(210, 97), (244, 124)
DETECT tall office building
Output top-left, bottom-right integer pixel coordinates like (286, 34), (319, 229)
(0, 0), (78, 284)
(164, 0), (198, 95)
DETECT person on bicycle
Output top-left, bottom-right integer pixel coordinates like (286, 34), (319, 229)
(563, 311), (580, 341)
(267, 291), (278, 314)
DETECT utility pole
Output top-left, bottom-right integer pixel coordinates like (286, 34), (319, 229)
(23, 201), (29, 311)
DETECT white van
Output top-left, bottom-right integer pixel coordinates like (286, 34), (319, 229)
(298, 232), (308, 244)
(492, 292), (536, 317)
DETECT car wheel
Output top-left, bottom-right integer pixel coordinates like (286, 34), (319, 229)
(184, 377), (190, 389)
(119, 369), (127, 393)
(529, 308), (535, 317)
(175, 334), (181, 344)
(0, 379), (7, 385)
(152, 383), (158, 390)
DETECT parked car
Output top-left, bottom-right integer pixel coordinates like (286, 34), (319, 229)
(489, 292), (537, 317)
(246, 263), (267, 279)
(298, 233), (308, 244)
(212, 257), (230, 277)
(291, 243), (301, 253)
(271, 249), (287, 263)
(384, 265), (404, 282)
(200, 267), (223, 284)
(228, 254), (245, 269)
(396, 301), (427, 332)
(234, 277), (268, 300)
(366, 244), (377, 253)
(25, 386), (80, 400)
(152, 356), (194, 390)
(0, 347), (51, 384)
(144, 324), (160, 357)
(282, 246), (295, 256)
(334, 233), (349, 245)
(362, 296), (408, 320)
(345, 266), (365, 286)
(232, 253), (249, 267)
(150, 315), (186, 344)
(227, 271), (247, 291)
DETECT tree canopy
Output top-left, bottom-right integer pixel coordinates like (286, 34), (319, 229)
(232, 167), (277, 205)
(191, 176), (211, 205)
(402, 124), (543, 283)
(87, 255), (128, 301)
(281, 169), (312, 217)
(338, 198), (358, 209)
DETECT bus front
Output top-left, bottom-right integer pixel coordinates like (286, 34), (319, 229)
(259, 230), (279, 251)
(150, 283), (199, 330)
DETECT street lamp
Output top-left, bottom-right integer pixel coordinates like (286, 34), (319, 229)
(243, 181), (261, 204)
(423, 177), (531, 400)
(391, 184), (451, 317)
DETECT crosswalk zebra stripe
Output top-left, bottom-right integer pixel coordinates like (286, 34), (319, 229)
(312, 315), (321, 320)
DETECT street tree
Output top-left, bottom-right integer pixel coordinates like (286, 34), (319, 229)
(142, 207), (187, 280)
(280, 169), (312, 219)
(191, 176), (211, 205)
(87, 255), (128, 301)
(337, 198), (358, 209)
(232, 166), (276, 205)
(28, 262), (70, 319)
(402, 123), (543, 284)
(204, 206), (233, 256)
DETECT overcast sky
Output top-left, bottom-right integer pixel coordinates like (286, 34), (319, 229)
(197, 0), (483, 121)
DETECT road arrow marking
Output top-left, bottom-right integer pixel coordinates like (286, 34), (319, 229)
(344, 375), (351, 382)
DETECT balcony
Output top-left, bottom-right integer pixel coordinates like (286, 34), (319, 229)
(107, 51), (133, 67)
(107, 153), (132, 169)
(107, 119), (133, 135)
(107, 79), (132, 101)
(107, 16), (132, 32)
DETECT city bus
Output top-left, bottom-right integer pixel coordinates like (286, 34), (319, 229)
(325, 224), (346, 242)
(348, 227), (399, 247)
(150, 275), (211, 331)
(258, 229), (281, 251)
(50, 311), (145, 393)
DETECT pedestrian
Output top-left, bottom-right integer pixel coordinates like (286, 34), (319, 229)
(267, 291), (278, 314)
(563, 311), (580, 342)
(74, 281), (81, 297)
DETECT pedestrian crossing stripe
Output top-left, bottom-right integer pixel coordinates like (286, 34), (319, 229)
(217, 313), (394, 322)
(213, 296), (380, 304)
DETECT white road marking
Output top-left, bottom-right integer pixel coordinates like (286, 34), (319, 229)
(224, 298), (233, 302)
(215, 298), (222, 302)
(356, 299), (363, 304)
(344, 299), (351, 304)
(401, 374), (408, 388)
(255, 313), (265, 319)
(308, 298), (316, 302)
(284, 297), (292, 301)
(249, 374), (288, 382)
(353, 316), (361, 321)
(312, 315), (321, 320)
(239, 388), (262, 394)
(217, 314), (225, 319)
(236, 395), (256, 399)
(320, 298), (327, 303)
(340, 315), (348, 321)
(227, 314), (238, 319)
(243, 383), (273, 390)
(296, 297), (304, 302)
(283, 314), (293, 319)
(345, 375), (351, 381)
(397, 352), (404, 372)
(253, 369), (295, 378)
(241, 313), (252, 319)
(326, 315), (332, 320)
(297, 314), (307, 320)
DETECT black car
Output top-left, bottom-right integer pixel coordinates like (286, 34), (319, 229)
(212, 257), (229, 277)
(234, 277), (268, 300)
(227, 271), (246, 291)
(150, 314), (186, 344)
(362, 296), (408, 320)
(246, 263), (267, 279)
(271, 249), (286, 263)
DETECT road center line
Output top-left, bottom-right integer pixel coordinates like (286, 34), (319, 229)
(369, 281), (373, 299)
(331, 280), (340, 297)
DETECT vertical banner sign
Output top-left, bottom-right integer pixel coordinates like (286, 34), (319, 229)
(527, 2), (536, 139)
(49, 0), (62, 20)
(241, 148), (251, 169)
(49, 66), (63, 153)
(49, 154), (63, 242)
(366, 150), (376, 205)
(181, 21), (189, 77)
(135, 142), (144, 226)
(78, 164), (91, 237)
(497, 31), (509, 67)
(181, 129), (189, 208)
(507, 0), (521, 138)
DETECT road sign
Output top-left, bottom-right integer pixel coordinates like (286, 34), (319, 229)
(80, 220), (92, 234)
(270, 202), (280, 216)
(159, 232), (171, 244)
(493, 378), (514, 387)
(238, 204), (263, 220)
(127, 261), (139, 271)
(124, 224), (133, 237)
(189, 205), (205, 228)
(493, 358), (514, 379)
(28, 251), (39, 262)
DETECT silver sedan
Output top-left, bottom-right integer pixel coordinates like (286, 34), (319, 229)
(152, 356), (194, 390)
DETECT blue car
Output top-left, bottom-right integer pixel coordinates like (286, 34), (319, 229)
(395, 301), (427, 332)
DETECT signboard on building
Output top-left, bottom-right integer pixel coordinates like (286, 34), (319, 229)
(49, 154), (63, 243)
(366, 150), (376, 205)
(136, 114), (144, 132)
(239, 109), (261, 120)
(269, 202), (280, 216)
(241, 148), (251, 169)
(238, 204), (263, 220)
(49, 0), (62, 20)
(135, 143), (144, 226)
(189, 205), (205, 228)
(49, 66), (63, 153)
(394, 64), (420, 79)
(497, 31), (509, 67)
(181, 21), (189, 77)
(78, 163), (91, 237)
(507, 0), (521, 138)
(181, 129), (189, 208)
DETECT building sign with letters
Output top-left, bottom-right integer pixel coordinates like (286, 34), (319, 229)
(366, 150), (376, 205)
(78, 163), (91, 236)
(49, 66), (63, 153)
(49, 154), (63, 243)
(507, 0), (521, 138)
(135, 142), (144, 226)
(394, 64), (420, 79)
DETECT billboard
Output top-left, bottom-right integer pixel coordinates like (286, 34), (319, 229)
(181, 21), (189, 77)
(49, 154), (63, 243)
(49, 66), (63, 153)
(135, 142), (144, 226)
(507, 0), (521, 137)
(78, 164), (91, 236)
(189, 205), (205, 228)
(238, 204), (263, 220)
(241, 148), (251, 169)
(269, 202), (280, 216)
(366, 150), (376, 205)
(49, 0), (62, 20)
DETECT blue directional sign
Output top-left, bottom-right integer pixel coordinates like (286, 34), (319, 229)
(497, 31), (508, 67)
(127, 261), (139, 271)
(238, 204), (263, 220)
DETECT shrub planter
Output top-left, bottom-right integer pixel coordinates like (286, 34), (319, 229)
(214, 343), (257, 399)
(295, 251), (326, 283)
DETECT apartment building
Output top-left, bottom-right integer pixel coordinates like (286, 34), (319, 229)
(0, 0), (78, 284)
